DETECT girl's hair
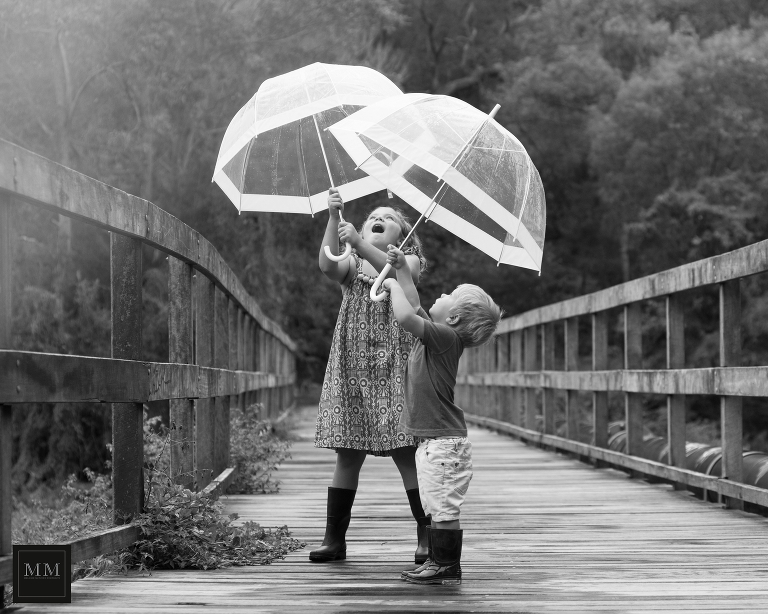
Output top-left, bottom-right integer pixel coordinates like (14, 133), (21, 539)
(448, 284), (503, 348)
(357, 206), (427, 273)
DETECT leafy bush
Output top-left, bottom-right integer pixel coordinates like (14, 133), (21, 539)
(6, 407), (303, 607)
(227, 404), (292, 494)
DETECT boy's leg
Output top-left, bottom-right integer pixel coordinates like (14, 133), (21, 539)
(403, 438), (472, 585)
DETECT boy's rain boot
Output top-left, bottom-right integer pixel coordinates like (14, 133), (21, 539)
(403, 528), (462, 585)
(308, 486), (356, 562)
(406, 488), (431, 563)
(401, 526), (431, 580)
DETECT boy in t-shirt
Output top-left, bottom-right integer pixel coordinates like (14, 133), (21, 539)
(382, 245), (502, 585)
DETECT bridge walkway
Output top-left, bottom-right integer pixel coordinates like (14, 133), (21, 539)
(19, 405), (768, 613)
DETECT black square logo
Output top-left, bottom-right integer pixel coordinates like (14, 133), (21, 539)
(13, 545), (71, 603)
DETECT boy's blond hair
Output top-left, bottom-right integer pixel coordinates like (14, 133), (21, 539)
(449, 284), (503, 348)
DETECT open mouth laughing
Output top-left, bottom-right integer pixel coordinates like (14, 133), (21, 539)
(371, 222), (385, 233)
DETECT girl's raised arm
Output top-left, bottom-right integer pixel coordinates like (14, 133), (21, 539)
(319, 189), (353, 284)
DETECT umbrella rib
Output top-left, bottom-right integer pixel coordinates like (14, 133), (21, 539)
(514, 155), (533, 242)
(297, 118), (314, 217)
(237, 137), (256, 214)
(312, 113), (335, 188)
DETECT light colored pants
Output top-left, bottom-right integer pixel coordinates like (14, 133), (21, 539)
(415, 437), (473, 522)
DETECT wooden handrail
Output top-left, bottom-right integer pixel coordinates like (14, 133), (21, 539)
(458, 238), (768, 513)
(496, 238), (768, 332)
(0, 141), (298, 588)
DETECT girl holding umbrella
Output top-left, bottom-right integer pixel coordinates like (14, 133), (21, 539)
(310, 188), (430, 564)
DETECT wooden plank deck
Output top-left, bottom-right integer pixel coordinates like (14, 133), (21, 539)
(17, 405), (768, 613)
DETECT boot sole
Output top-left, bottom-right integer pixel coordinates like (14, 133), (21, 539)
(308, 552), (347, 562)
(404, 576), (461, 585)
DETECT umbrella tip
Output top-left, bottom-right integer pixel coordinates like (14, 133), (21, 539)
(489, 104), (501, 119)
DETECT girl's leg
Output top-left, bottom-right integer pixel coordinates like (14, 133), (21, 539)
(331, 448), (367, 489)
(392, 446), (430, 564)
(310, 449), (366, 562)
(390, 446), (419, 490)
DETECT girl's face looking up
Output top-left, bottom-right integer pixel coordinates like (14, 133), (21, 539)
(362, 207), (403, 250)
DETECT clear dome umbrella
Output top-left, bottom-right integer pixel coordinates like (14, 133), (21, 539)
(327, 93), (546, 300)
(212, 62), (403, 261)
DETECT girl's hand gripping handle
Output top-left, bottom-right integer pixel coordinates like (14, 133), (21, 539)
(324, 188), (352, 262)
(370, 263), (392, 302)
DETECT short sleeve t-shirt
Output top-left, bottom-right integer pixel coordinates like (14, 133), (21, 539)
(400, 307), (466, 437)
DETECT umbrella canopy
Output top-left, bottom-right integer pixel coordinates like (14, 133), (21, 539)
(213, 62), (403, 214)
(328, 93), (546, 272)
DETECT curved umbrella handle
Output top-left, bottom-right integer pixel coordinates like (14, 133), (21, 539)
(324, 242), (352, 262)
(370, 263), (392, 302)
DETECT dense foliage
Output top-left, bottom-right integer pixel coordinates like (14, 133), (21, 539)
(3, 0), (768, 487)
(5, 409), (302, 607)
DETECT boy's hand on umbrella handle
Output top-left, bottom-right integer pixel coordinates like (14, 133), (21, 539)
(370, 263), (393, 302)
(328, 188), (344, 220)
(387, 244), (406, 269)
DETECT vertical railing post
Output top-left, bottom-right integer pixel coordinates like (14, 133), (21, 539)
(541, 323), (555, 435)
(666, 294), (686, 490)
(524, 326), (537, 430)
(565, 317), (579, 441)
(592, 311), (609, 454)
(510, 330), (523, 425)
(169, 257), (194, 488)
(720, 280), (743, 510)
(0, 194), (13, 600)
(496, 332), (510, 422)
(624, 303), (643, 458)
(110, 233), (144, 523)
(237, 308), (245, 410)
(195, 273), (215, 489)
(259, 328), (267, 414)
(213, 288), (230, 476)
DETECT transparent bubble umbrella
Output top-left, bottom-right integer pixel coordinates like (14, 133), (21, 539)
(327, 93), (546, 300)
(212, 62), (403, 260)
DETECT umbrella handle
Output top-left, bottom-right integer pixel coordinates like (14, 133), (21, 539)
(370, 263), (392, 302)
(324, 242), (352, 262)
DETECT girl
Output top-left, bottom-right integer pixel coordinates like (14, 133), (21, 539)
(311, 188), (430, 563)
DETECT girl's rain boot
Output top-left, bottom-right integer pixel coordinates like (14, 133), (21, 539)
(403, 528), (462, 585)
(405, 488), (431, 563)
(308, 486), (356, 562)
(401, 526), (431, 580)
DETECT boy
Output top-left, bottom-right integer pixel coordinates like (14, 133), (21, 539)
(382, 245), (502, 585)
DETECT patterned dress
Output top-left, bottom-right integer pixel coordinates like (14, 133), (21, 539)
(315, 254), (417, 456)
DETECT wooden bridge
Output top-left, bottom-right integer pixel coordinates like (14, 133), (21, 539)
(2, 140), (768, 612)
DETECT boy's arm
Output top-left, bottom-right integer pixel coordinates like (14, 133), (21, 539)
(384, 280), (425, 339)
(387, 245), (420, 308)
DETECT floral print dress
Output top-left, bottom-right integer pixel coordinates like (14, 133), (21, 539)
(315, 254), (417, 456)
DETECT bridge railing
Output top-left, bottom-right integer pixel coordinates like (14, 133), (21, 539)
(0, 139), (297, 590)
(457, 237), (768, 512)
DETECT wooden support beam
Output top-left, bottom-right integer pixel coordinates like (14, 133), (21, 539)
(214, 289), (230, 475)
(720, 280), (743, 510)
(565, 317), (579, 441)
(541, 323), (556, 435)
(510, 330), (523, 426)
(592, 311), (609, 450)
(195, 273), (215, 489)
(169, 256), (194, 488)
(624, 303), (643, 459)
(0, 193), (12, 601)
(524, 326), (537, 430)
(110, 233), (144, 523)
(666, 294), (686, 490)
